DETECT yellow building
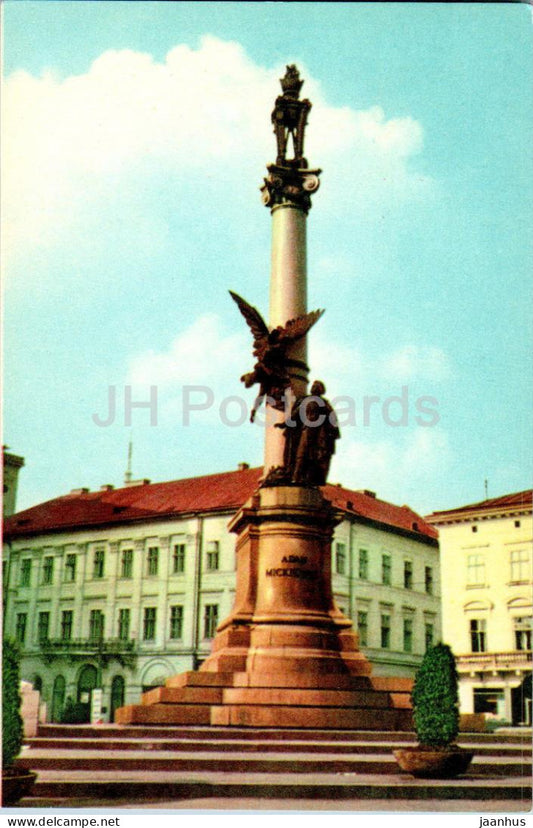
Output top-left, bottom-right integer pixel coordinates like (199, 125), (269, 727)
(427, 490), (532, 725)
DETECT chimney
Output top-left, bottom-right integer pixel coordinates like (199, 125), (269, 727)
(70, 487), (89, 494)
(237, 462), (250, 471)
(124, 478), (151, 487)
(100, 484), (114, 491)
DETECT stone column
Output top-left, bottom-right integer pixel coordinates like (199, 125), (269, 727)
(261, 169), (320, 472)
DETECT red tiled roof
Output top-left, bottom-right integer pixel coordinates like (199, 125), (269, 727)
(3, 467), (437, 543)
(323, 483), (438, 540)
(426, 489), (532, 522)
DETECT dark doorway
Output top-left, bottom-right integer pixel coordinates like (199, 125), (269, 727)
(51, 675), (65, 722)
(511, 673), (532, 725)
(77, 664), (98, 723)
(110, 675), (125, 722)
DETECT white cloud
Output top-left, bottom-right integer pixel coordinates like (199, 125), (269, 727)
(330, 426), (451, 503)
(127, 312), (245, 388)
(380, 345), (452, 382)
(3, 36), (431, 264)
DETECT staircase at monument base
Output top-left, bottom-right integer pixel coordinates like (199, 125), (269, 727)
(13, 725), (533, 808)
(116, 669), (413, 729)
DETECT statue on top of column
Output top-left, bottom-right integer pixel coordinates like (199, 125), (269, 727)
(229, 291), (324, 422)
(261, 66), (321, 213)
(271, 65), (312, 168)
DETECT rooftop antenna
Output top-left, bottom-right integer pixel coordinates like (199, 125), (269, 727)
(484, 478), (488, 499)
(124, 439), (133, 485)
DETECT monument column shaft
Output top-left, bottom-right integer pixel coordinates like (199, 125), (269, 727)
(264, 202), (309, 472)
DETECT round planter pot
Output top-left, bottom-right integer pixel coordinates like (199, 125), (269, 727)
(393, 746), (474, 779)
(2, 768), (38, 806)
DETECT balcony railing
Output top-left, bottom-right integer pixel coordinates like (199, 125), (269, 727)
(40, 637), (135, 653)
(39, 637), (136, 666)
(457, 650), (532, 671)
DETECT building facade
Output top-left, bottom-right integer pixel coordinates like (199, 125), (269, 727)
(3, 466), (441, 723)
(427, 490), (532, 725)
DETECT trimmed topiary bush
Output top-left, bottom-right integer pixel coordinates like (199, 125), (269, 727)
(411, 642), (460, 748)
(2, 639), (24, 767)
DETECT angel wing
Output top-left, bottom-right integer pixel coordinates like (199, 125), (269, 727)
(229, 291), (269, 345)
(277, 308), (325, 343)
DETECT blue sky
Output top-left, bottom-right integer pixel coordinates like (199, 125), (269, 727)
(3, 1), (532, 515)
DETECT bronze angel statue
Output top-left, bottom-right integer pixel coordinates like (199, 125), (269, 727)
(229, 291), (324, 422)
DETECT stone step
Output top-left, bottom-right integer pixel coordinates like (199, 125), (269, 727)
(24, 770), (533, 804)
(117, 702), (412, 729)
(34, 723), (532, 744)
(26, 736), (530, 757)
(166, 670), (414, 692)
(16, 748), (532, 777)
(143, 685), (398, 707)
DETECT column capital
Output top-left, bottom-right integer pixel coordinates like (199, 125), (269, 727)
(261, 165), (321, 214)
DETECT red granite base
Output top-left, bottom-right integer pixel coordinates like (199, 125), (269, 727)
(115, 486), (413, 730)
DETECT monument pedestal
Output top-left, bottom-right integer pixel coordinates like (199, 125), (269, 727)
(116, 486), (413, 729)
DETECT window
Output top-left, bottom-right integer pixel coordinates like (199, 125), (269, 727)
(424, 566), (433, 595)
(206, 541), (220, 571)
(120, 549), (133, 578)
(381, 554), (391, 586)
(89, 609), (105, 642)
(38, 611), (50, 642)
(170, 605), (184, 639)
(118, 608), (130, 641)
(64, 554), (77, 582)
(358, 549), (368, 580)
(403, 618), (413, 653)
(470, 618), (487, 653)
(143, 607), (157, 641)
(20, 559), (32, 587)
(357, 611), (368, 647)
(425, 623), (434, 651)
(514, 617), (532, 651)
(380, 613), (391, 648)
(472, 525), (478, 533)
(172, 544), (186, 574)
(467, 554), (485, 586)
(515, 520), (521, 528)
(335, 543), (346, 575)
(15, 613), (27, 643)
(404, 560), (413, 590)
(61, 610), (73, 641)
(93, 548), (105, 579)
(42, 556), (54, 585)
(147, 547), (159, 576)
(204, 604), (218, 639)
(510, 549), (530, 583)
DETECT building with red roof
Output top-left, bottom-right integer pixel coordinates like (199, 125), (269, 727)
(426, 490), (532, 725)
(3, 466), (440, 723)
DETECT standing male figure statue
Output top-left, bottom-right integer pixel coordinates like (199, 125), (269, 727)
(278, 380), (340, 486)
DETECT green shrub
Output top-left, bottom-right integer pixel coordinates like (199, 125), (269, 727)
(411, 642), (460, 748)
(2, 639), (24, 766)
